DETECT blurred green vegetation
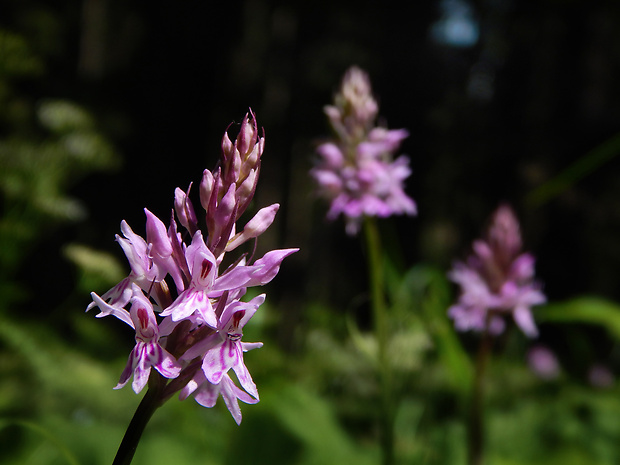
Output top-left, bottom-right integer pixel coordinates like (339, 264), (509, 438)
(1, 1), (620, 465)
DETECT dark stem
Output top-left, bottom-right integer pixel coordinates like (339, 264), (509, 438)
(363, 218), (395, 465)
(468, 326), (493, 465)
(112, 375), (165, 465)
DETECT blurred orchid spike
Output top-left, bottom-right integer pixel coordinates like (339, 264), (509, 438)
(311, 66), (416, 235)
(447, 205), (546, 338)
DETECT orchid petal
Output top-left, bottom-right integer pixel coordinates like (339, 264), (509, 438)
(89, 291), (133, 328)
(513, 306), (539, 338)
(202, 339), (240, 385)
(145, 208), (173, 258)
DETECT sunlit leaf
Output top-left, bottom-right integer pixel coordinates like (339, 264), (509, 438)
(63, 243), (126, 292)
(37, 100), (94, 133)
(536, 297), (620, 340)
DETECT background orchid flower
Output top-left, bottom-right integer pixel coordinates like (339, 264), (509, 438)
(448, 205), (546, 337)
(311, 66), (416, 235)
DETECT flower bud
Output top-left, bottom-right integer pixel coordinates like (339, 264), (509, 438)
(338, 66), (379, 129)
(175, 184), (198, 236)
(207, 184), (237, 253)
(235, 167), (258, 214)
(236, 112), (258, 157)
(226, 204), (280, 252)
(145, 208), (173, 258)
(221, 130), (234, 159)
(200, 169), (215, 211)
(488, 204), (522, 262)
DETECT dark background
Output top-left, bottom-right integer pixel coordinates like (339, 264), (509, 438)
(2, 0), (620, 341)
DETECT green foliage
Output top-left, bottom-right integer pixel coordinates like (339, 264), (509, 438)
(63, 244), (126, 295)
(235, 382), (379, 465)
(0, 24), (130, 465)
(0, 30), (44, 78)
(0, 418), (81, 465)
(0, 99), (119, 225)
(537, 297), (620, 340)
(389, 263), (474, 396)
(0, 26), (120, 311)
(484, 379), (620, 465)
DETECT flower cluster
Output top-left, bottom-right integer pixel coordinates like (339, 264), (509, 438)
(311, 66), (416, 235)
(447, 205), (546, 337)
(87, 112), (297, 424)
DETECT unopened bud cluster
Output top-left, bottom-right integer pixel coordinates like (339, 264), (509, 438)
(448, 205), (545, 337)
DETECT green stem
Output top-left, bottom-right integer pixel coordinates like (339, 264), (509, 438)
(112, 375), (165, 465)
(468, 326), (493, 465)
(363, 217), (394, 465)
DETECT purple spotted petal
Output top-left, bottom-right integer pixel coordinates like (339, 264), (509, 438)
(202, 339), (241, 385)
(160, 288), (217, 327)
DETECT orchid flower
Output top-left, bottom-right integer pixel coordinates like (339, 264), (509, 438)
(86, 111), (297, 429)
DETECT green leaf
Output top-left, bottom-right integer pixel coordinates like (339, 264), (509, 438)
(0, 419), (81, 465)
(536, 297), (620, 340)
(262, 383), (378, 465)
(63, 243), (126, 293)
(37, 100), (94, 133)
